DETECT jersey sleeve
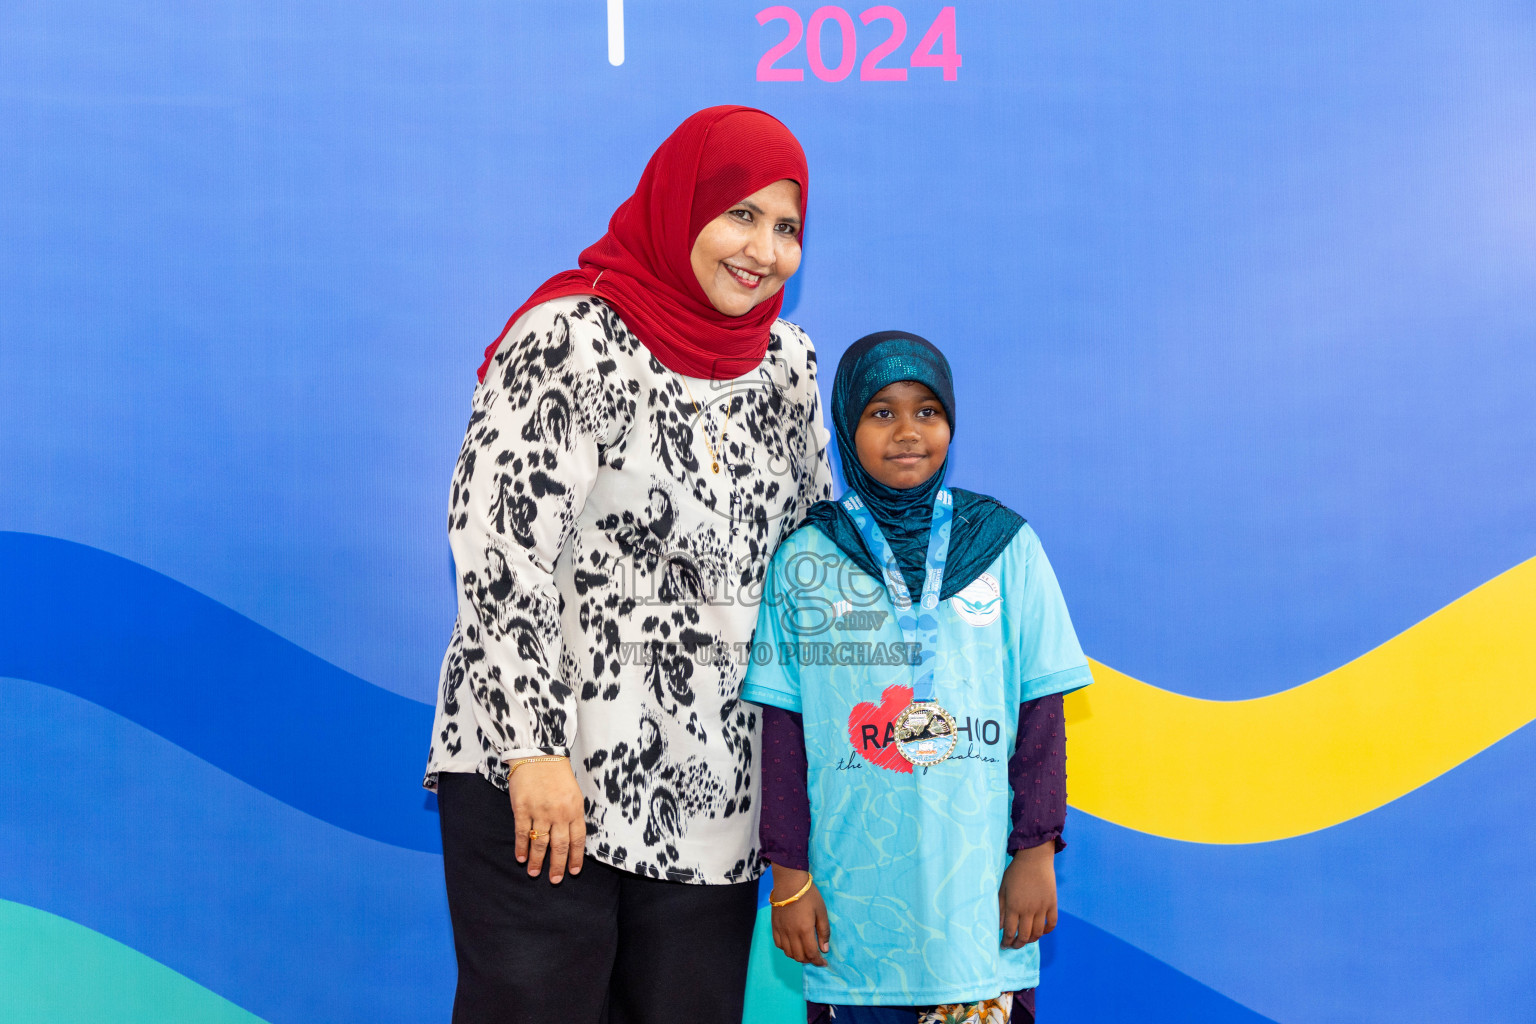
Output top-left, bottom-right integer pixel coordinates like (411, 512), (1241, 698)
(739, 538), (807, 713)
(1007, 525), (1095, 702)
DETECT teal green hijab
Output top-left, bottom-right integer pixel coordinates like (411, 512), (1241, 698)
(801, 330), (1025, 599)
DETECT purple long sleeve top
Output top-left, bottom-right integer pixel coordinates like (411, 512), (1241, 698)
(759, 692), (1068, 872)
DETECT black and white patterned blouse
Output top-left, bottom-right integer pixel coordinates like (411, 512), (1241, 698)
(425, 296), (833, 883)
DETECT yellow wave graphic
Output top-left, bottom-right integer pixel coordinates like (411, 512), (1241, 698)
(1064, 556), (1536, 843)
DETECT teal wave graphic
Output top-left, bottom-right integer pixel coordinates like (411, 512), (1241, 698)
(0, 898), (270, 1024)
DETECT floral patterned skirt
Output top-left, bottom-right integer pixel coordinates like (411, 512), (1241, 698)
(808, 988), (1033, 1024)
(919, 992), (1013, 1024)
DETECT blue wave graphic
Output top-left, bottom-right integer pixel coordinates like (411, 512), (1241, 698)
(2, 673), (1288, 1024)
(0, 532), (439, 852)
(8, 532), (1530, 1021)
(1060, 720), (1536, 1022)
(0, 675), (453, 1024)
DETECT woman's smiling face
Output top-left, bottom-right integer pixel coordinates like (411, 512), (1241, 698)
(854, 380), (951, 490)
(689, 178), (803, 317)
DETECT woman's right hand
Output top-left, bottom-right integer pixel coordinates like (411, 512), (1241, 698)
(768, 865), (830, 967)
(507, 758), (587, 884)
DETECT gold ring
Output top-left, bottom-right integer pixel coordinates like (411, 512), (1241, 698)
(528, 829), (543, 840)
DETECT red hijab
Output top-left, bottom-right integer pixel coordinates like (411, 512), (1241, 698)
(477, 106), (809, 383)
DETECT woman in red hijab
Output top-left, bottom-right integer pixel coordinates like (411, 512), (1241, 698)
(426, 106), (834, 1024)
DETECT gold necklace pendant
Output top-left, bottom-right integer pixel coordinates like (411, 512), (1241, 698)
(681, 377), (730, 475)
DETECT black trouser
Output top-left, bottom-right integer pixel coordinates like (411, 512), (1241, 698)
(437, 771), (760, 1024)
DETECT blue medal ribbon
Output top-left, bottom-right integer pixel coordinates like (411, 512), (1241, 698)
(840, 488), (953, 701)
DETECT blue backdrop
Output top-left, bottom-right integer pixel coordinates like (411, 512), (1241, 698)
(2, 1), (1534, 1021)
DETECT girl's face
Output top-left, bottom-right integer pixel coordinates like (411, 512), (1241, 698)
(689, 179), (803, 317)
(854, 381), (951, 490)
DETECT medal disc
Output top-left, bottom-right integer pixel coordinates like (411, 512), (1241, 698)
(893, 701), (958, 766)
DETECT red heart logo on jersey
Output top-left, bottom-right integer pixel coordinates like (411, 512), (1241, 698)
(848, 684), (914, 773)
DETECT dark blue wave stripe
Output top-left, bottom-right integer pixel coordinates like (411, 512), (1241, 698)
(1039, 915), (1280, 1023)
(0, 532), (440, 852)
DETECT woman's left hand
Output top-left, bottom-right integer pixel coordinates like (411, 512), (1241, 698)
(507, 757), (587, 884)
(999, 841), (1058, 948)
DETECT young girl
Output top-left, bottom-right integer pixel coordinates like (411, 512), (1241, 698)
(742, 331), (1093, 1024)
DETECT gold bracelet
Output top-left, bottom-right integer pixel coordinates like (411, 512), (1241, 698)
(504, 755), (567, 780)
(769, 874), (815, 908)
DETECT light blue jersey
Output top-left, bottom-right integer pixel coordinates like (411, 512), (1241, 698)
(742, 523), (1091, 1006)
